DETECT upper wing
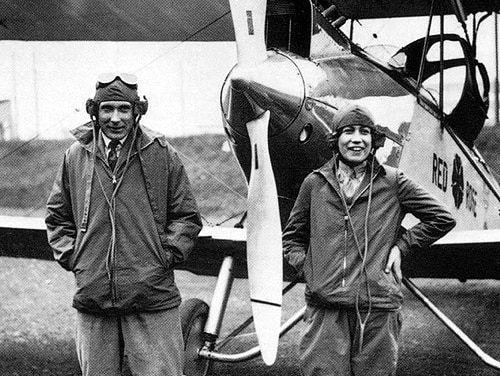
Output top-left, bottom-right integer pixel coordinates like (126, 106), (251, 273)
(0, 0), (234, 41)
(326, 0), (500, 19)
(3, 0), (499, 42)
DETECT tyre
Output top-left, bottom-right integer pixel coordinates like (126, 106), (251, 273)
(181, 298), (211, 376)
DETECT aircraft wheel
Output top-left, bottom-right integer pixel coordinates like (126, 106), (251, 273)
(181, 298), (211, 376)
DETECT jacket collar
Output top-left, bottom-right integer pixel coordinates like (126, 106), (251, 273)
(315, 155), (385, 194)
(71, 121), (168, 233)
(70, 121), (168, 153)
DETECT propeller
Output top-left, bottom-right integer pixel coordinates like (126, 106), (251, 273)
(228, 0), (282, 365)
(229, 0), (267, 67)
(245, 110), (282, 366)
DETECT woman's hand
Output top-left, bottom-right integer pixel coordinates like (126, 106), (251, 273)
(385, 245), (402, 283)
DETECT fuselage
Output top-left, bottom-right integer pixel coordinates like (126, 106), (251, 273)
(221, 43), (500, 231)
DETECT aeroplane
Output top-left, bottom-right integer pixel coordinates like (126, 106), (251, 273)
(0, 0), (500, 374)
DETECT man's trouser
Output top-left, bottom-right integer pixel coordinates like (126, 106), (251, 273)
(299, 305), (402, 376)
(76, 308), (184, 376)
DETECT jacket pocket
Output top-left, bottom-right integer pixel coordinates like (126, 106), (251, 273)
(69, 232), (85, 271)
(158, 233), (174, 268)
(376, 270), (400, 294)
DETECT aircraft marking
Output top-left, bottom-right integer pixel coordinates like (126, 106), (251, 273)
(465, 181), (478, 217)
(246, 11), (254, 35)
(451, 154), (464, 209)
(432, 152), (479, 217)
(432, 153), (448, 192)
(254, 144), (259, 169)
(250, 298), (282, 308)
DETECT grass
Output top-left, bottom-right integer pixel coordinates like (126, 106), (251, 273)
(0, 257), (304, 376)
(0, 124), (499, 220)
(0, 134), (247, 223)
(0, 257), (498, 376)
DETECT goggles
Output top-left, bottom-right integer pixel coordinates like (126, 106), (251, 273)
(96, 72), (138, 89)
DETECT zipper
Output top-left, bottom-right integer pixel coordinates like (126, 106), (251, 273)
(342, 215), (348, 287)
(112, 258), (118, 306)
(106, 255), (118, 306)
(107, 201), (118, 306)
(336, 168), (380, 288)
(107, 236), (119, 306)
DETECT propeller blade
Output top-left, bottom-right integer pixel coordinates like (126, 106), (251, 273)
(228, 0), (280, 365)
(228, 0), (268, 66)
(246, 110), (282, 365)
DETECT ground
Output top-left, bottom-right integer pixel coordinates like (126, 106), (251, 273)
(0, 257), (499, 376)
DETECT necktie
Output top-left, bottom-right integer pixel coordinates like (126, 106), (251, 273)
(342, 171), (357, 199)
(108, 140), (120, 170)
(338, 162), (366, 200)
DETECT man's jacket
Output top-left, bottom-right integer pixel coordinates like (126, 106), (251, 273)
(283, 158), (455, 311)
(46, 123), (202, 314)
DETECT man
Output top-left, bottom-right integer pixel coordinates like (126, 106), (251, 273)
(46, 73), (202, 376)
(282, 104), (455, 375)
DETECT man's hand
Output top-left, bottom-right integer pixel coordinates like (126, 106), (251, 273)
(384, 245), (402, 283)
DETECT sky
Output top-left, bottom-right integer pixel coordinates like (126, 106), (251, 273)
(0, 40), (237, 139)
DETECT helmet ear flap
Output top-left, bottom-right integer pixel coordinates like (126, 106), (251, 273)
(326, 132), (339, 152)
(134, 97), (148, 115)
(86, 98), (98, 118)
(372, 132), (386, 150)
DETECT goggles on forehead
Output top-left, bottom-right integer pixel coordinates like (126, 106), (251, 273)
(96, 72), (138, 89)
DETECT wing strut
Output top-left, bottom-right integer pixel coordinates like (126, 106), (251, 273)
(403, 277), (500, 370)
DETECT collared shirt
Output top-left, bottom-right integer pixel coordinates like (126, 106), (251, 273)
(337, 160), (367, 199)
(101, 132), (127, 159)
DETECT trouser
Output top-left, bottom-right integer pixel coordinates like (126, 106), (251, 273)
(76, 308), (184, 376)
(299, 305), (402, 376)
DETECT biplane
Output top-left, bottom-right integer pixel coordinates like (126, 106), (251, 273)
(0, 0), (500, 374)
